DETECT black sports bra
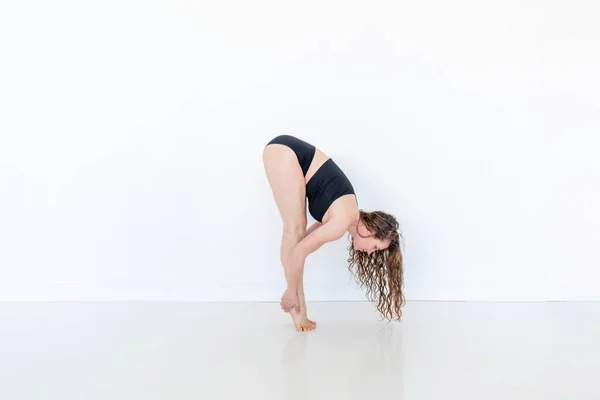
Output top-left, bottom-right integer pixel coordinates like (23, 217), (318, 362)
(266, 135), (357, 222)
(306, 158), (356, 222)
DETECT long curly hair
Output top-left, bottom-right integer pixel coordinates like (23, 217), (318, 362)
(347, 210), (406, 321)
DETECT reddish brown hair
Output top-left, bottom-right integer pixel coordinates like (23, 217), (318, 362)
(347, 210), (405, 321)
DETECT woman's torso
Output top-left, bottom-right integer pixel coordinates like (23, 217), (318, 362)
(305, 147), (358, 224)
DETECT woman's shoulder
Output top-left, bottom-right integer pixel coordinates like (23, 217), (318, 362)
(321, 195), (360, 228)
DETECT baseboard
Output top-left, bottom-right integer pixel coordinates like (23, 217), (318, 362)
(0, 282), (366, 302)
(0, 283), (597, 302)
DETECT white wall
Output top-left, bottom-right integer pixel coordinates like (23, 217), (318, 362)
(1, 0), (599, 302)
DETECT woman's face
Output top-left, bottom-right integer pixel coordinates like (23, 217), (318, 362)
(353, 222), (391, 255)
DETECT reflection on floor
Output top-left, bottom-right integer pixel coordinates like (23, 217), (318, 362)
(0, 301), (598, 399)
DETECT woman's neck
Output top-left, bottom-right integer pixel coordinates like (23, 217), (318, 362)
(346, 213), (361, 237)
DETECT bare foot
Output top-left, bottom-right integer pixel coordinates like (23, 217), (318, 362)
(289, 307), (317, 331)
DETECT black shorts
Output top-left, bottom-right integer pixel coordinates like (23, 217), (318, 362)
(266, 134), (315, 176)
(265, 134), (356, 222)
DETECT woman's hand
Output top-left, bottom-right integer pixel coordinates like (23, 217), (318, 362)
(280, 289), (300, 313)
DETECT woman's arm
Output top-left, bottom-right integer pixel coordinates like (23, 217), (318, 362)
(283, 220), (347, 299)
(303, 221), (322, 239)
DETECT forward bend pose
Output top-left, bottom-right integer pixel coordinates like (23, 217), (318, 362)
(263, 135), (405, 331)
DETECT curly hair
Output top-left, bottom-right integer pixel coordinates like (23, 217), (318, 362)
(347, 210), (405, 321)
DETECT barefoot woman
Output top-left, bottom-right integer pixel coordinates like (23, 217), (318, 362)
(263, 135), (405, 331)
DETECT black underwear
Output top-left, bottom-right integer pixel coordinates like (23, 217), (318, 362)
(266, 135), (315, 176)
(266, 135), (356, 222)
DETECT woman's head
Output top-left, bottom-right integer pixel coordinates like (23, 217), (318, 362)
(348, 210), (405, 321)
(352, 213), (393, 254)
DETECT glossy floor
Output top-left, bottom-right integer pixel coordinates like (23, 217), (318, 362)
(0, 302), (598, 399)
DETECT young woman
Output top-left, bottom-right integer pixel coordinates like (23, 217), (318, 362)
(263, 134), (405, 331)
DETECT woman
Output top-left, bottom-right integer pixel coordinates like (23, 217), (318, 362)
(263, 134), (405, 331)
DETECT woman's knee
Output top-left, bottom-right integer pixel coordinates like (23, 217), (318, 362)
(283, 218), (307, 238)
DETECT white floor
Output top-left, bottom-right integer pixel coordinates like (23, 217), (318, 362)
(0, 302), (598, 400)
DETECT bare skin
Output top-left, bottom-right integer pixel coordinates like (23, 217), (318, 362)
(263, 143), (358, 331)
(263, 141), (389, 331)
